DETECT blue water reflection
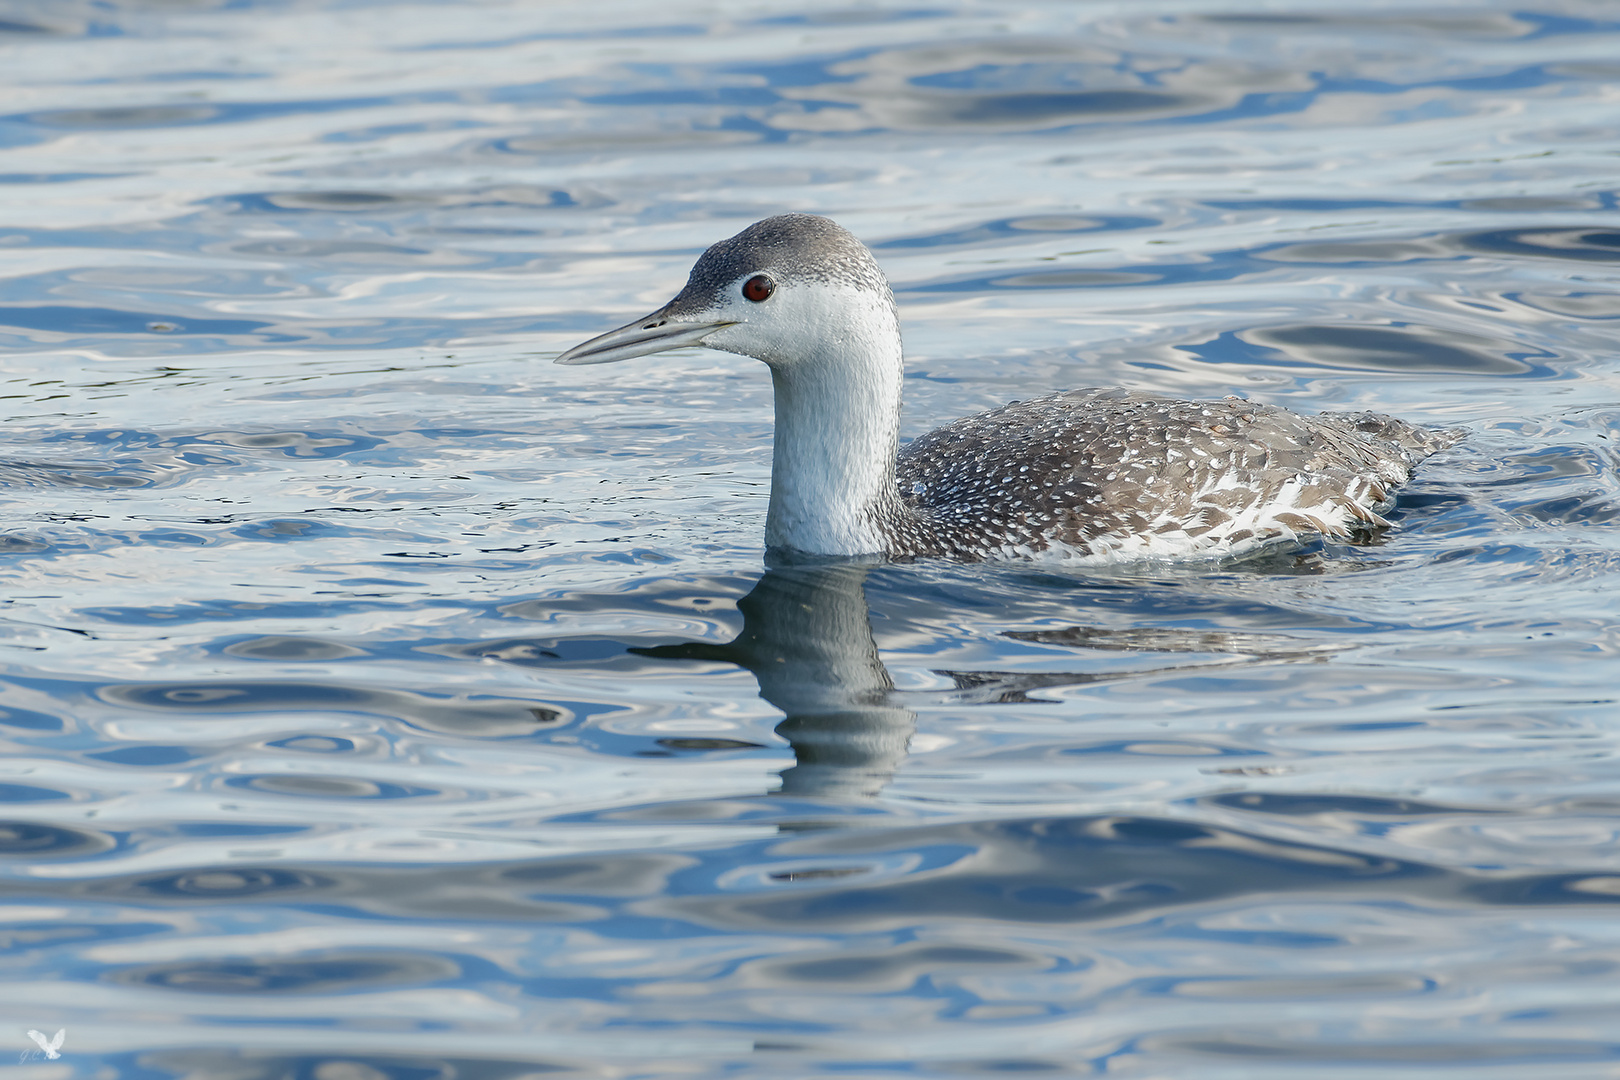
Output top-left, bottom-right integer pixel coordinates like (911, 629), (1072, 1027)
(2, 0), (1620, 1076)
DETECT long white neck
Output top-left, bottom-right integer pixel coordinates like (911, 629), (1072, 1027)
(761, 291), (905, 556)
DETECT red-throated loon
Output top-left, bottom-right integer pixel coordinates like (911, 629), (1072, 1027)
(557, 214), (1461, 562)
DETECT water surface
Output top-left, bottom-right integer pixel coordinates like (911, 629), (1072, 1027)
(3, 1), (1620, 1076)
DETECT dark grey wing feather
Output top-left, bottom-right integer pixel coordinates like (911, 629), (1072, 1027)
(892, 389), (1460, 559)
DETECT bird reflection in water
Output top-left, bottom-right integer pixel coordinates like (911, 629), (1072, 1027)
(637, 561), (911, 798)
(638, 561), (1339, 799)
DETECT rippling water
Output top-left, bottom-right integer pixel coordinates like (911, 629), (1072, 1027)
(3, 1), (1620, 1076)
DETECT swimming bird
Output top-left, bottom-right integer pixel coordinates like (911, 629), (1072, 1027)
(556, 214), (1460, 562)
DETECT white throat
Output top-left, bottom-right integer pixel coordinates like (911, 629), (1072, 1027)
(755, 287), (905, 555)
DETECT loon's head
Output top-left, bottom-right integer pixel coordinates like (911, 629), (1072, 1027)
(556, 214), (899, 372)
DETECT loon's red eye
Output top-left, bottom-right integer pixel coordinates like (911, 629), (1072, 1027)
(742, 275), (775, 302)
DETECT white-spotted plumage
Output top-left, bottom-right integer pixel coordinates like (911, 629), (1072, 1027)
(557, 214), (1462, 563)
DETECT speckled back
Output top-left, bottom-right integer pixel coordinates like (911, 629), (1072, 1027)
(890, 389), (1463, 562)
